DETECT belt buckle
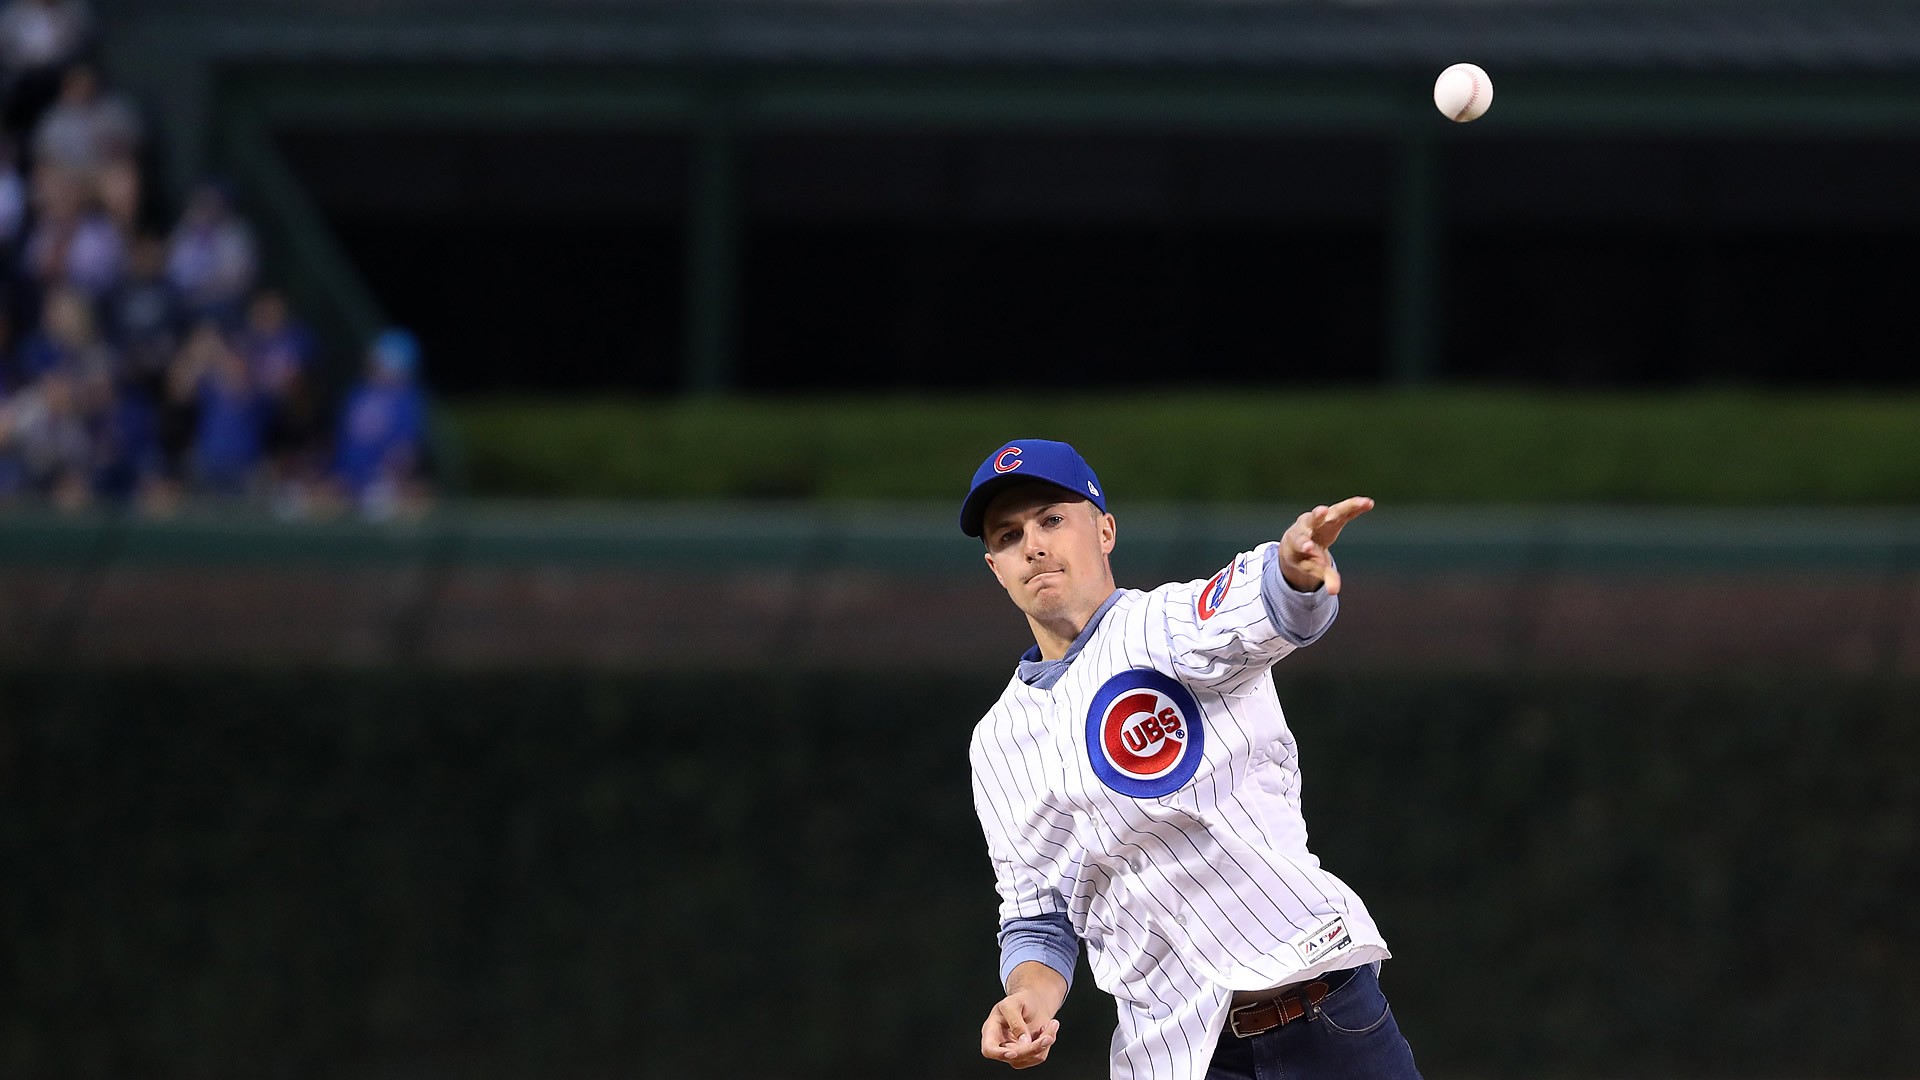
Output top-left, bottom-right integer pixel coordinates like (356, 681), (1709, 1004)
(1227, 997), (1287, 1038)
(1227, 1003), (1262, 1039)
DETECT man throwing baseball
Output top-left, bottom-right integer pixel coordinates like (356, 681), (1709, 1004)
(963, 439), (1422, 1080)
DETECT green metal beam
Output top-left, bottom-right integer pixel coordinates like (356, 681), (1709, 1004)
(203, 64), (1920, 137)
(4, 502), (1918, 575)
(227, 65), (704, 129)
(684, 97), (742, 395)
(1388, 133), (1438, 386)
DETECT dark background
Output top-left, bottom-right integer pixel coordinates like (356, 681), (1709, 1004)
(8, 670), (1915, 1079)
(274, 127), (1920, 394)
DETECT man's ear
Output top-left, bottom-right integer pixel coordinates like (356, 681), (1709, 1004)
(983, 550), (1003, 586)
(1099, 513), (1117, 555)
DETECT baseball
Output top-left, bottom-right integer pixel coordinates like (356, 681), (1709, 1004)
(1433, 62), (1493, 122)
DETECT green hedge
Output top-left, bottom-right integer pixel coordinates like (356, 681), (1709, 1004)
(443, 391), (1920, 503)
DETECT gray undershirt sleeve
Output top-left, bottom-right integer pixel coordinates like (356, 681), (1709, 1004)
(1260, 543), (1340, 646)
(998, 911), (1079, 991)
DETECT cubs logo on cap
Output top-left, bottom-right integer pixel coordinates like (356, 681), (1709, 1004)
(1085, 669), (1205, 798)
(961, 438), (1108, 537)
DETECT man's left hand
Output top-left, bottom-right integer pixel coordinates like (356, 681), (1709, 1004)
(1280, 496), (1375, 595)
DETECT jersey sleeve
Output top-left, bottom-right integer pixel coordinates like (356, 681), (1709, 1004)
(971, 729), (1080, 989)
(1161, 541), (1339, 688)
(970, 736), (1068, 925)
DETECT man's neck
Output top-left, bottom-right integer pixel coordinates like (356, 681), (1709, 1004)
(1024, 586), (1115, 661)
(1026, 614), (1081, 662)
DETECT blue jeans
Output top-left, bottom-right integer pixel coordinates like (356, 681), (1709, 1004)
(1206, 963), (1423, 1080)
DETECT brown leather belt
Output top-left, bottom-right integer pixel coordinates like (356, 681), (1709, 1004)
(1225, 979), (1330, 1038)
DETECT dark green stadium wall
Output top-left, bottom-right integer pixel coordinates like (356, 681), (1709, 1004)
(5, 670), (1916, 1079)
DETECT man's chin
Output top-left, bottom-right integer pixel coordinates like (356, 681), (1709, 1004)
(1022, 588), (1072, 621)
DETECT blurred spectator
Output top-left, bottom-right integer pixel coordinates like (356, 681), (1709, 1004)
(0, 378), (15, 495)
(90, 366), (160, 503)
(235, 286), (324, 495)
(101, 229), (181, 390)
(235, 287), (316, 397)
(0, 0), (90, 74)
(21, 187), (121, 296)
(0, 299), (15, 387)
(0, 23), (375, 518)
(15, 281), (112, 380)
(0, 134), (24, 255)
(331, 327), (430, 518)
(29, 62), (140, 225)
(169, 319), (264, 496)
(0, 0), (94, 137)
(0, 365), (91, 507)
(166, 180), (257, 325)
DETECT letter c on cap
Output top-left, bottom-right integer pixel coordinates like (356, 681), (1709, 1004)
(994, 447), (1023, 473)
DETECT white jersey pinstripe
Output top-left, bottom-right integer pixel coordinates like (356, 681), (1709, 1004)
(969, 542), (1391, 1080)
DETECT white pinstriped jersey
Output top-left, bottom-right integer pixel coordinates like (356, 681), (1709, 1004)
(969, 543), (1390, 1080)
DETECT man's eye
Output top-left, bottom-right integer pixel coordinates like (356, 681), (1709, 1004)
(1045, 515), (1063, 526)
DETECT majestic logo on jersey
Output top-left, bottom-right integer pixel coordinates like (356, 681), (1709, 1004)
(1085, 669), (1205, 798)
(1196, 561), (1236, 621)
(1294, 915), (1353, 963)
(994, 447), (1023, 473)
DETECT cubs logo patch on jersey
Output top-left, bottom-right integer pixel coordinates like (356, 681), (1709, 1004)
(1085, 669), (1205, 798)
(1196, 560), (1236, 621)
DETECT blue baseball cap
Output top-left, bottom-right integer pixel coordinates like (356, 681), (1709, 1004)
(369, 328), (419, 379)
(960, 439), (1107, 537)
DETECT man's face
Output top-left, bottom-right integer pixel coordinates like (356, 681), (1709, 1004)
(981, 483), (1116, 622)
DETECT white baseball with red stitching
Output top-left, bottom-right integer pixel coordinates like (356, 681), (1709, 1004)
(1434, 62), (1493, 122)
